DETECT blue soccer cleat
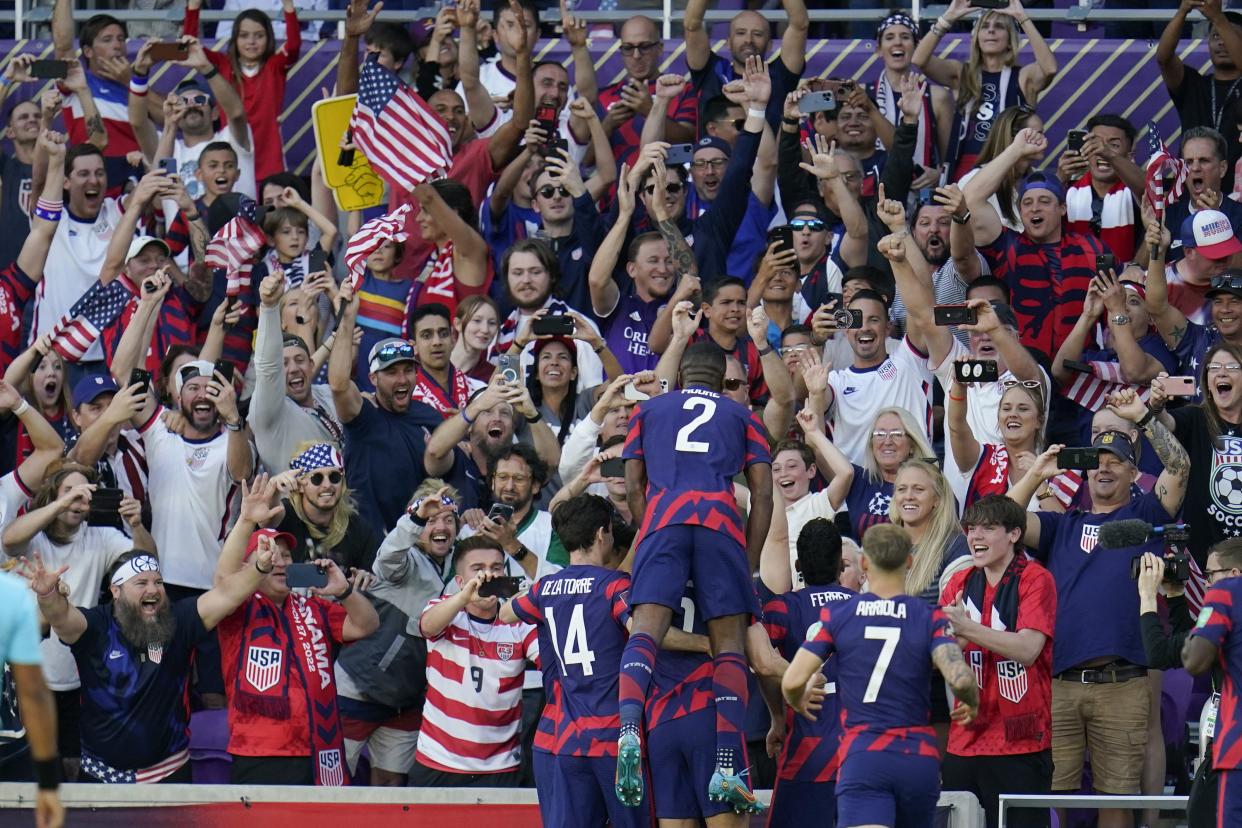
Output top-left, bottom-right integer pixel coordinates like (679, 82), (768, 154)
(708, 766), (767, 814)
(615, 728), (644, 807)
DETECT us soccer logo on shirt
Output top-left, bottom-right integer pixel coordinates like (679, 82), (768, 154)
(1080, 524), (1099, 554)
(246, 646), (282, 692)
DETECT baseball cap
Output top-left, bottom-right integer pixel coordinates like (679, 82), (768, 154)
(1092, 430), (1137, 466)
(1180, 210), (1242, 260)
(72, 374), (119, 408)
(244, 527), (297, 561)
(125, 236), (170, 264)
(1208, 269), (1242, 300)
(1017, 172), (1065, 204)
(368, 337), (415, 374)
(174, 359), (217, 397)
(693, 136), (732, 160)
(532, 335), (575, 357)
(174, 75), (215, 104)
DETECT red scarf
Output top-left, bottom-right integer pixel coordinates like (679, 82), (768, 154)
(412, 364), (471, 417)
(233, 592), (349, 786)
(418, 241), (459, 315)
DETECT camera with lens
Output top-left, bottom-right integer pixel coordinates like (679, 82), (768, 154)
(1129, 524), (1192, 582)
(833, 308), (863, 329)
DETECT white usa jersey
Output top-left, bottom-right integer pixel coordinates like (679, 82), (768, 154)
(417, 598), (538, 774)
(828, 336), (934, 466)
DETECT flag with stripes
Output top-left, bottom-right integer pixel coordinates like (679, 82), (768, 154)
(343, 203), (412, 292)
(206, 197), (266, 298)
(1063, 359), (1152, 413)
(48, 279), (133, 362)
(1144, 122), (1186, 220)
(349, 60), (453, 193)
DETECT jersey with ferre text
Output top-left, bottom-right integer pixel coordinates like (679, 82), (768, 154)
(1193, 578), (1242, 770)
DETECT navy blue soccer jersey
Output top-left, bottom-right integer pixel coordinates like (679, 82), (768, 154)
(800, 593), (954, 760)
(647, 582), (713, 729)
(622, 387), (770, 548)
(511, 565), (631, 757)
(1193, 578), (1242, 770)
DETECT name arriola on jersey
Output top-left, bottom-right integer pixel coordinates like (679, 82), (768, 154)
(540, 576), (597, 596)
(854, 599), (908, 618)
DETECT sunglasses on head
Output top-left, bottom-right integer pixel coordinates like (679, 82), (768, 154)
(307, 471), (343, 486)
(537, 184), (570, 199)
(723, 377), (747, 391)
(377, 341), (414, 359)
(645, 181), (685, 196)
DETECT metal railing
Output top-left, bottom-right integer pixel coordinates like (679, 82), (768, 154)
(997, 793), (1189, 827)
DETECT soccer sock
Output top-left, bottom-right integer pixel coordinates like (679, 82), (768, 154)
(618, 632), (659, 731)
(712, 652), (750, 775)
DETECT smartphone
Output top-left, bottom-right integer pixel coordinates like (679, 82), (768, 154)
(833, 308), (864, 329)
(1161, 376), (1197, 397)
(600, 457), (626, 478)
(1095, 253), (1116, 274)
(623, 381), (651, 402)
(535, 104), (558, 143)
(29, 60), (68, 80)
(797, 91), (837, 115)
(665, 143), (695, 166)
(160, 158), (178, 176)
(129, 368), (152, 395)
(478, 576), (524, 600)
(766, 225), (795, 257)
(214, 359), (235, 384)
(532, 314), (575, 337)
(825, 291), (844, 308)
(539, 135), (569, 158)
(1062, 358), (1095, 375)
(497, 354), (519, 384)
(285, 563), (329, 589)
(488, 503), (516, 523)
(1067, 129), (1087, 153)
(87, 487), (125, 529)
(933, 304), (978, 326)
(148, 42), (189, 62)
(1058, 447), (1100, 471)
(954, 359), (999, 383)
(968, 0), (1007, 7)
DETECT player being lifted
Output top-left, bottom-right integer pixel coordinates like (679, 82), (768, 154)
(783, 524), (980, 828)
(617, 341), (774, 813)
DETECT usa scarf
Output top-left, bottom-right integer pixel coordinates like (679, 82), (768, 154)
(233, 592), (349, 786)
(412, 364), (471, 416)
(1066, 174), (1136, 263)
(873, 73), (937, 169)
(417, 241), (459, 315)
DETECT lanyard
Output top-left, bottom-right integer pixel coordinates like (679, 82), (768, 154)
(1210, 76), (1242, 131)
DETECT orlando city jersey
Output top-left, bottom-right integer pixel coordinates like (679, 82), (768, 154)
(622, 387), (770, 547)
(764, 584), (855, 782)
(801, 593), (954, 759)
(511, 565), (631, 757)
(647, 582), (713, 729)
(1193, 578), (1242, 770)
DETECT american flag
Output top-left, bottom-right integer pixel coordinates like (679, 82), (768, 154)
(80, 747), (189, 784)
(1062, 358), (1153, 413)
(206, 197), (266, 298)
(48, 279), (133, 362)
(343, 204), (412, 292)
(349, 60), (453, 193)
(1144, 121), (1187, 221)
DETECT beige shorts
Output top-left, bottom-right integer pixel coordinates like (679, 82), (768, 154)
(1051, 675), (1150, 795)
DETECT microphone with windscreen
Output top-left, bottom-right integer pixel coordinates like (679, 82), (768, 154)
(1097, 519), (1188, 549)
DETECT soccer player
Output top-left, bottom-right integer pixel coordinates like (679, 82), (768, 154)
(1183, 539), (1242, 828)
(782, 524), (979, 828)
(618, 342), (774, 812)
(762, 518), (856, 826)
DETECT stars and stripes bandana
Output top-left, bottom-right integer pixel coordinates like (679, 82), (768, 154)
(290, 443), (343, 473)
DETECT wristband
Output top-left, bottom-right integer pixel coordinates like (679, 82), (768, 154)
(460, 406), (475, 426)
(511, 544), (530, 562)
(1016, 16), (1032, 26)
(129, 75), (149, 96)
(951, 209), (971, 225)
(526, 409), (543, 423)
(202, 65), (219, 81)
(782, 116), (800, 126)
(335, 583), (354, 602)
(948, 393), (966, 402)
(746, 107), (766, 120)
(11, 399), (29, 417)
(1136, 407), (1155, 428)
(224, 417), (244, 431)
(33, 198), (62, 223)
(34, 758), (59, 791)
(592, 341), (605, 354)
(756, 344), (774, 357)
(406, 503), (428, 526)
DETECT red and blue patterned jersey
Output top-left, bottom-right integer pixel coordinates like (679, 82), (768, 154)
(1193, 578), (1242, 770)
(511, 565), (631, 758)
(647, 582), (713, 730)
(764, 584), (856, 782)
(622, 387), (771, 548)
(801, 593), (954, 760)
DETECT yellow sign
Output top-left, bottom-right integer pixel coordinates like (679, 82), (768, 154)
(312, 95), (385, 212)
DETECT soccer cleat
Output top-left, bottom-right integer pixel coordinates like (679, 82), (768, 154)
(615, 729), (644, 807)
(707, 767), (767, 814)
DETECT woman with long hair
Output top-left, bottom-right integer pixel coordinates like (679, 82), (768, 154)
(272, 442), (378, 575)
(888, 458), (972, 605)
(3, 334), (75, 462)
(183, 0), (302, 183)
(526, 335), (598, 446)
(956, 104), (1044, 231)
(411, 179), (492, 317)
(912, 0), (1057, 182)
(451, 295), (501, 383)
(948, 363), (1078, 510)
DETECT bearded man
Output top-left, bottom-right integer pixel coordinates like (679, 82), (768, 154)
(19, 548), (278, 784)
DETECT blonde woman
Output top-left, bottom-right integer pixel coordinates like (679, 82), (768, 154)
(888, 459), (972, 605)
(912, 0), (1057, 182)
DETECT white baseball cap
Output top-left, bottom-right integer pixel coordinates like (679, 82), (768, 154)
(125, 236), (170, 264)
(1181, 210), (1242, 260)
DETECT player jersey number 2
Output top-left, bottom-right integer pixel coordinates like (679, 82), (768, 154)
(862, 626), (901, 703)
(546, 604), (596, 677)
(675, 398), (716, 453)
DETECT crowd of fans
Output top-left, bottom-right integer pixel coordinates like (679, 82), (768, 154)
(0, 0), (1238, 825)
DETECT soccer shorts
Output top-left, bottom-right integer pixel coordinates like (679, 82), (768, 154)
(339, 696), (421, 775)
(836, 750), (939, 828)
(535, 753), (651, 828)
(1219, 768), (1242, 828)
(769, 776), (837, 827)
(647, 707), (732, 820)
(630, 524), (759, 621)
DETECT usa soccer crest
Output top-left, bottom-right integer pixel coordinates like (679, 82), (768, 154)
(246, 646), (283, 692)
(496, 642), (515, 662)
(1080, 524), (1099, 554)
(147, 644), (163, 665)
(996, 660), (1029, 703)
(318, 749), (345, 786)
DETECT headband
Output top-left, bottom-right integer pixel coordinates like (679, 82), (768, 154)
(111, 555), (160, 587)
(290, 443), (344, 474)
(877, 12), (918, 40)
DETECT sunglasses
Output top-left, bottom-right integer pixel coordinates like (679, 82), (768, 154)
(620, 41), (660, 55)
(1000, 379), (1043, 390)
(180, 93), (210, 106)
(790, 218), (826, 232)
(537, 185), (570, 199)
(691, 158), (728, 171)
(377, 341), (414, 360)
(723, 378), (748, 391)
(871, 429), (907, 441)
(645, 181), (685, 196)
(308, 471), (343, 486)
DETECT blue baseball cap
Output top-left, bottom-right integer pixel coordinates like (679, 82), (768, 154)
(1017, 172), (1065, 204)
(694, 136), (732, 159)
(72, 374), (119, 408)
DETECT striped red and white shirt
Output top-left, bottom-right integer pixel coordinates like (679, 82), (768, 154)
(416, 598), (538, 774)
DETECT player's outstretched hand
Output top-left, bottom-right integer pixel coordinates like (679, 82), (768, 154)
(950, 701), (978, 726)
